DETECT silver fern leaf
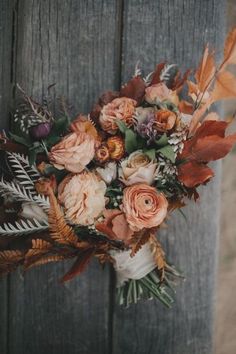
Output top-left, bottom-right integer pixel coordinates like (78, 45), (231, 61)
(0, 218), (49, 236)
(32, 194), (50, 212)
(0, 179), (35, 203)
(8, 153), (39, 181)
(159, 64), (177, 83)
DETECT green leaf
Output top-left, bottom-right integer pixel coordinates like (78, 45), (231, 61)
(9, 133), (32, 147)
(44, 135), (61, 148)
(143, 148), (156, 160)
(154, 133), (168, 147)
(28, 144), (44, 165)
(116, 120), (127, 134)
(125, 129), (138, 153)
(157, 145), (176, 163)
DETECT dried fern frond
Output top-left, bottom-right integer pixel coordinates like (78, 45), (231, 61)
(130, 228), (153, 257)
(149, 235), (166, 280)
(32, 194), (50, 211)
(48, 193), (78, 247)
(0, 250), (24, 275)
(7, 152), (39, 182)
(159, 64), (178, 83)
(0, 218), (48, 237)
(25, 239), (52, 260)
(7, 153), (36, 192)
(0, 178), (35, 203)
(25, 254), (66, 270)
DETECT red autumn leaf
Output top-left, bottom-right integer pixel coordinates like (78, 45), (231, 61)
(178, 161), (214, 188)
(61, 248), (94, 282)
(178, 100), (194, 114)
(172, 69), (191, 91)
(191, 133), (236, 162)
(120, 76), (146, 104)
(211, 70), (236, 102)
(150, 62), (166, 85)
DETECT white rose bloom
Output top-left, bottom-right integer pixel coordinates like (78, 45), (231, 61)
(111, 243), (156, 286)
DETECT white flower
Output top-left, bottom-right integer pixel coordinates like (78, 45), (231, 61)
(111, 243), (156, 286)
(119, 150), (157, 186)
(96, 162), (117, 184)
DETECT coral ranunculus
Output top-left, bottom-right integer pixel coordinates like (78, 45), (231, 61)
(58, 171), (106, 225)
(99, 97), (137, 134)
(122, 184), (168, 231)
(145, 83), (179, 105)
(119, 150), (157, 186)
(49, 132), (95, 173)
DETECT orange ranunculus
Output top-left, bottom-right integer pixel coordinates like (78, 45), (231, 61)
(122, 184), (168, 231)
(145, 83), (179, 105)
(99, 97), (137, 134)
(49, 132), (95, 173)
(154, 109), (177, 132)
(58, 171), (106, 226)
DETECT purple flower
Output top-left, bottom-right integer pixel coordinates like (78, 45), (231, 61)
(30, 122), (51, 140)
(136, 113), (158, 144)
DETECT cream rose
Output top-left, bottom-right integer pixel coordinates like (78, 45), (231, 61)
(119, 150), (157, 186)
(58, 171), (106, 225)
(145, 83), (179, 105)
(49, 132), (95, 173)
(99, 97), (137, 134)
(122, 184), (168, 231)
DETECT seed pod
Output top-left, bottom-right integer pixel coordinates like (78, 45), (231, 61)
(30, 122), (51, 140)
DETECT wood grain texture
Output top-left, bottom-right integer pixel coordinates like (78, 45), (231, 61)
(112, 1), (225, 354)
(7, 1), (121, 354)
(0, 1), (14, 353)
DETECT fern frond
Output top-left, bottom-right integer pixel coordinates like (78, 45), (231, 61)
(48, 194), (78, 247)
(32, 194), (50, 211)
(0, 250), (24, 275)
(0, 218), (48, 236)
(10, 153), (40, 180)
(0, 178), (35, 203)
(25, 254), (66, 269)
(7, 152), (36, 192)
(159, 64), (177, 83)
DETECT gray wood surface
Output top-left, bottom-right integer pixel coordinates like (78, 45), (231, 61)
(112, 1), (224, 354)
(0, 0), (225, 353)
(0, 1), (14, 352)
(7, 1), (121, 354)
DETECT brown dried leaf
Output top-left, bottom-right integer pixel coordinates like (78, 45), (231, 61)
(0, 250), (24, 275)
(224, 27), (236, 65)
(120, 76), (146, 104)
(150, 62), (166, 85)
(61, 248), (95, 282)
(25, 239), (52, 260)
(195, 46), (215, 92)
(178, 161), (214, 188)
(129, 228), (153, 257)
(212, 70), (236, 101)
(149, 236), (166, 280)
(25, 254), (66, 270)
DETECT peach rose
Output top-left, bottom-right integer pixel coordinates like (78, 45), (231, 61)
(154, 109), (177, 132)
(145, 83), (179, 105)
(58, 171), (106, 225)
(119, 150), (157, 186)
(99, 97), (137, 134)
(122, 184), (168, 231)
(70, 115), (99, 141)
(49, 132), (95, 173)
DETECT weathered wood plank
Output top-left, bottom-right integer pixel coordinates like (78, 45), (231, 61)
(8, 1), (121, 354)
(112, 1), (224, 353)
(0, 1), (15, 353)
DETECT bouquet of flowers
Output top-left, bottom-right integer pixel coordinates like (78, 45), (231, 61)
(1, 28), (236, 308)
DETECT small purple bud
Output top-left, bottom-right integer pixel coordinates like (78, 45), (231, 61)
(30, 122), (51, 140)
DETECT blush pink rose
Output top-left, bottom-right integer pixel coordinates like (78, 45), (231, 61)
(99, 97), (137, 134)
(58, 171), (106, 226)
(49, 132), (95, 173)
(122, 184), (168, 231)
(145, 83), (179, 105)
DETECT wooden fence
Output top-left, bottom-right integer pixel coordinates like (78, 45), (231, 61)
(0, 1), (225, 353)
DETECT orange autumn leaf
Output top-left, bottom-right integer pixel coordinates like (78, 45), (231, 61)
(178, 161), (214, 188)
(224, 27), (236, 65)
(178, 100), (194, 115)
(195, 46), (215, 92)
(211, 70), (236, 102)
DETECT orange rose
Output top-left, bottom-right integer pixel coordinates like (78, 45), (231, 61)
(154, 109), (177, 132)
(122, 184), (168, 231)
(49, 132), (95, 173)
(58, 171), (106, 225)
(145, 83), (179, 105)
(70, 115), (99, 141)
(99, 97), (137, 134)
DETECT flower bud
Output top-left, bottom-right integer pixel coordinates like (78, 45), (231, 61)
(30, 122), (51, 140)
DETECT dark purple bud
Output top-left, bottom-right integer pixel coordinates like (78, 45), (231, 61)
(30, 122), (51, 140)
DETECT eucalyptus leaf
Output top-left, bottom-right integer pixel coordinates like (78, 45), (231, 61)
(157, 144), (176, 163)
(143, 148), (156, 160)
(125, 129), (138, 153)
(155, 133), (168, 147)
(116, 120), (127, 134)
(9, 133), (32, 147)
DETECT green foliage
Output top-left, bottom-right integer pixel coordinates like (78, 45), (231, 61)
(9, 132), (32, 147)
(143, 148), (156, 160)
(157, 144), (176, 163)
(154, 133), (168, 147)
